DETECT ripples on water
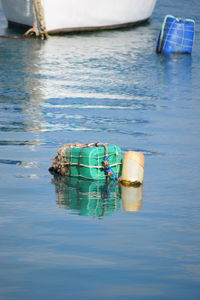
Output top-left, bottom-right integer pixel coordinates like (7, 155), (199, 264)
(0, 1), (200, 299)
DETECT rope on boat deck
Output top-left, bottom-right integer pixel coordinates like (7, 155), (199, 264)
(24, 0), (48, 40)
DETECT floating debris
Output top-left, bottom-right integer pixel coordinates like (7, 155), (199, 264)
(49, 143), (123, 181)
(156, 15), (195, 54)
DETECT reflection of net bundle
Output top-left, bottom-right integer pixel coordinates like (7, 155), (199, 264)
(52, 176), (121, 217)
(49, 143), (123, 181)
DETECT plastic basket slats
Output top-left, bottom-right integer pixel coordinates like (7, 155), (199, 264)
(64, 145), (122, 180)
(157, 15), (195, 54)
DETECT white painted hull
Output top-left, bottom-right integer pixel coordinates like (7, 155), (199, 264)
(2, 0), (157, 33)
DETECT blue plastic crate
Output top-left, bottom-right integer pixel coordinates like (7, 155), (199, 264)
(157, 15), (195, 54)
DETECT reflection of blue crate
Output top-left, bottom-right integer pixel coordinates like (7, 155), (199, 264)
(157, 15), (195, 54)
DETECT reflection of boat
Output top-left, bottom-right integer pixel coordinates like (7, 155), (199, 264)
(52, 176), (121, 217)
(2, 0), (157, 35)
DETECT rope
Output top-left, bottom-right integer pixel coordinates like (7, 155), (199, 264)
(102, 156), (118, 181)
(55, 162), (121, 169)
(24, 0), (48, 39)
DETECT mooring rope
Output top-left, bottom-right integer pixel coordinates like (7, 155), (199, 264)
(24, 0), (48, 39)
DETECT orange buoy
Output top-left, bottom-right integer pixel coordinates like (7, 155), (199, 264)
(121, 151), (144, 186)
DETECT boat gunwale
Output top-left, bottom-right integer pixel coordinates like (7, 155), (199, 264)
(7, 18), (151, 35)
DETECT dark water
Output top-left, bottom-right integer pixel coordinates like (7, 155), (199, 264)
(0, 1), (200, 299)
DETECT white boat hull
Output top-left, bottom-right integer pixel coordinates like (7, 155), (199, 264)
(2, 0), (157, 33)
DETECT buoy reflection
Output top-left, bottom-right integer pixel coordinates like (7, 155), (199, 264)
(121, 184), (143, 212)
(51, 175), (143, 216)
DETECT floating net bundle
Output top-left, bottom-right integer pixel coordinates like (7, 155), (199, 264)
(49, 143), (123, 180)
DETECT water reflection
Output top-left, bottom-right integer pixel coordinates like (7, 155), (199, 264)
(0, 38), (46, 133)
(156, 55), (192, 100)
(0, 24), (156, 137)
(121, 184), (143, 212)
(0, 158), (37, 168)
(52, 176), (121, 217)
(51, 175), (143, 216)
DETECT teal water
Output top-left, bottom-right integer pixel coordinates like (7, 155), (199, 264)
(0, 1), (200, 299)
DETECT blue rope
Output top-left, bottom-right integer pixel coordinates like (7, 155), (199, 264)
(103, 156), (118, 180)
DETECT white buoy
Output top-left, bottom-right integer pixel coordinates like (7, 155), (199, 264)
(121, 151), (144, 185)
(121, 185), (142, 212)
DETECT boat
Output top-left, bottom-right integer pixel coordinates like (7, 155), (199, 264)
(1, 0), (157, 38)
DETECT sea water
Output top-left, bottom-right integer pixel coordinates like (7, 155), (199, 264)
(0, 0), (200, 299)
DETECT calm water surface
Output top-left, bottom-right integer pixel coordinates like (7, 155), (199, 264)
(0, 1), (200, 299)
